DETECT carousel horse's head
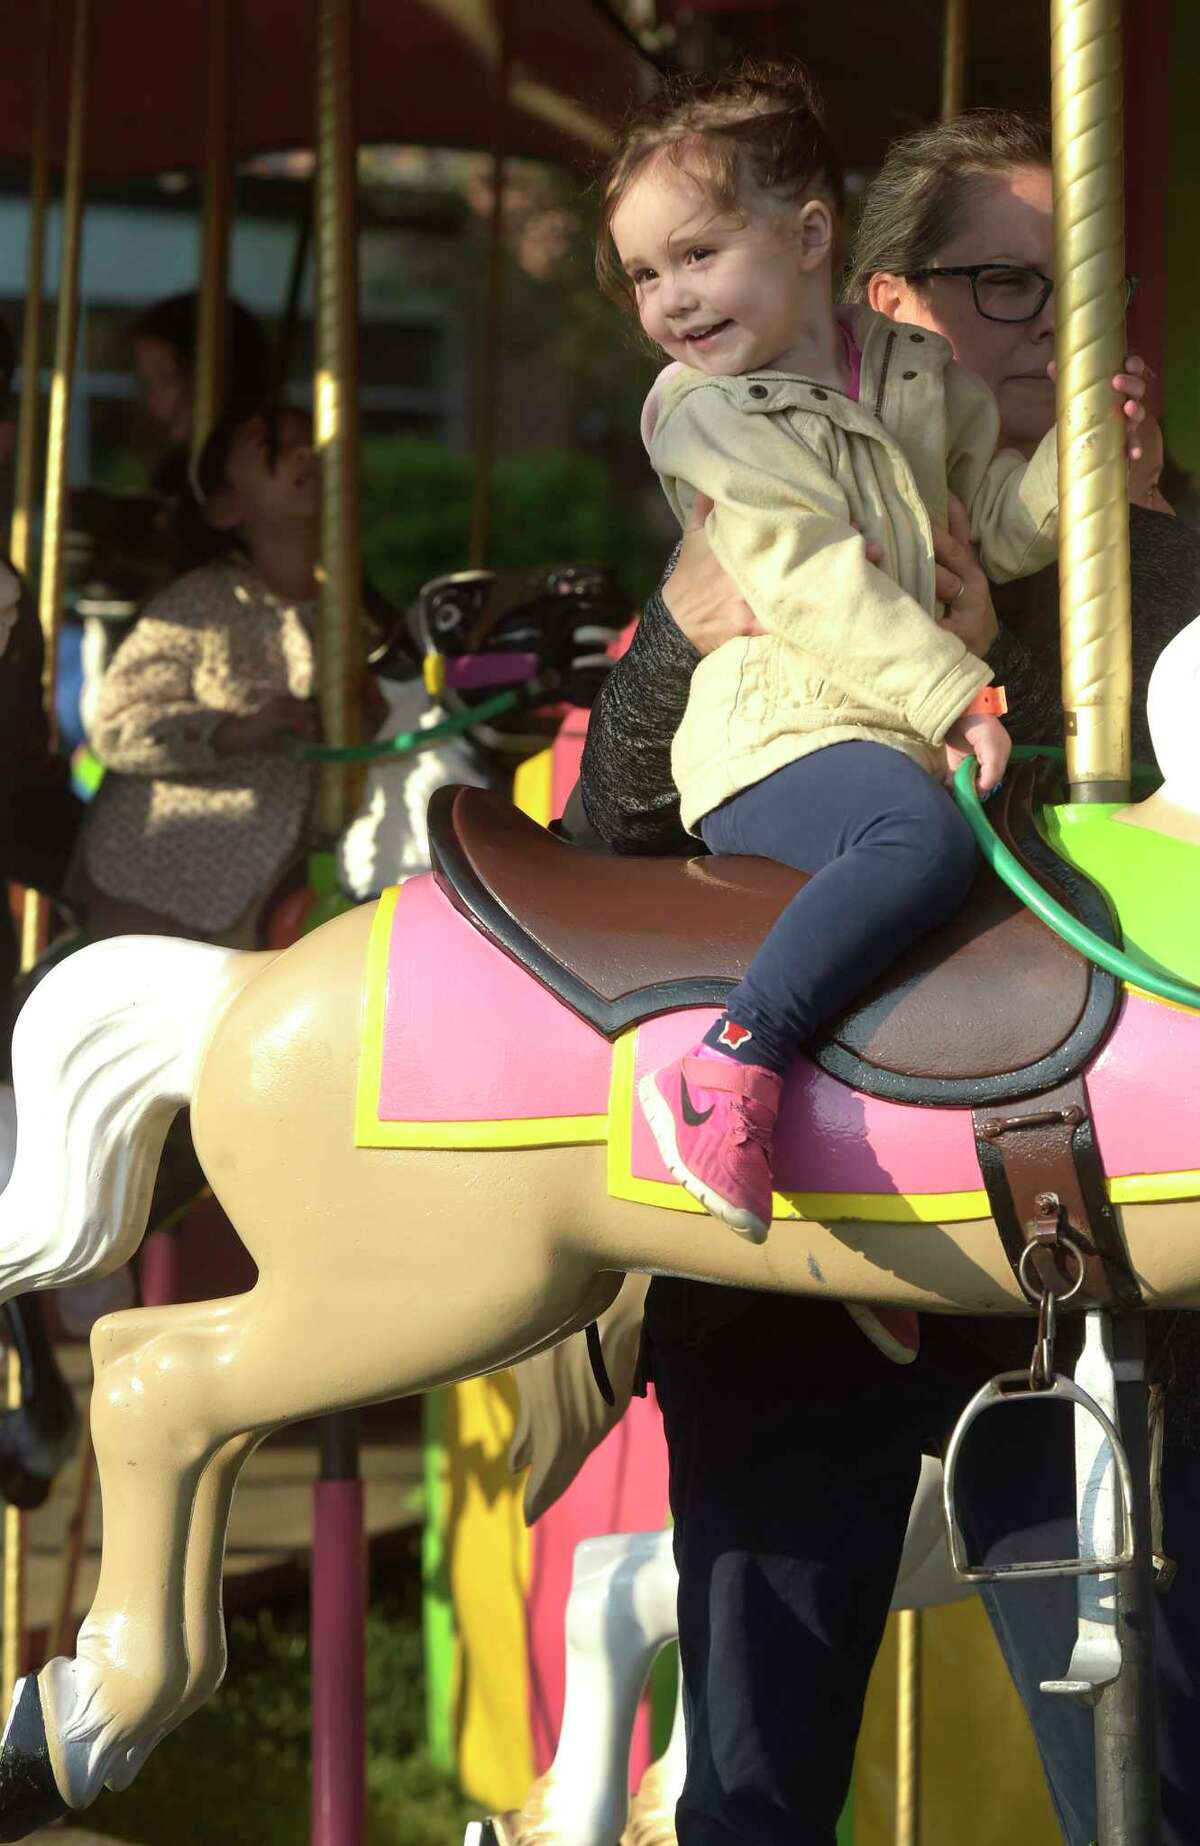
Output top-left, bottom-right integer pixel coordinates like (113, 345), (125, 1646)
(412, 565), (628, 755)
(1145, 610), (1200, 816)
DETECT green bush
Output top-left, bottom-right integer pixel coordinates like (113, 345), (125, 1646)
(360, 437), (663, 612)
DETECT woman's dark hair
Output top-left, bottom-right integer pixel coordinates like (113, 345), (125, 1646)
(842, 109), (1051, 303)
(596, 59), (845, 313)
(174, 400), (291, 569)
(132, 292), (272, 406)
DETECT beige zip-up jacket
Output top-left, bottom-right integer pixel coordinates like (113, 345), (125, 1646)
(648, 305), (1060, 831)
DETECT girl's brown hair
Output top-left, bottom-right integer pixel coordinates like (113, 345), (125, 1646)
(842, 109), (1051, 303)
(595, 60), (844, 311)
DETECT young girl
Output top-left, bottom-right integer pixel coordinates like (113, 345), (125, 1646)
(599, 65), (1144, 1351)
(79, 404), (325, 944)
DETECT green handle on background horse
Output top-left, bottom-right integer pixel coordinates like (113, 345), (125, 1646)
(953, 755), (1200, 1012)
(284, 686), (523, 764)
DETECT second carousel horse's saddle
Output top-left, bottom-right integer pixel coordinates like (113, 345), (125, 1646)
(429, 767), (1138, 1305)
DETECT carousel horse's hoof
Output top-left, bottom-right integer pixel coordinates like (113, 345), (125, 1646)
(464, 1818), (520, 1846)
(0, 1395), (80, 1511)
(0, 1677), (69, 1840)
(621, 1756), (678, 1846)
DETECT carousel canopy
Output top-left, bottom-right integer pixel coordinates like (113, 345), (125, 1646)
(0, 0), (654, 177)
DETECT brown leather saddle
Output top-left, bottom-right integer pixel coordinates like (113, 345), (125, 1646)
(428, 764), (1120, 1105)
(427, 766), (1138, 1305)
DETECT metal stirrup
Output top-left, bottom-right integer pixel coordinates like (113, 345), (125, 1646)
(942, 1372), (1136, 1583)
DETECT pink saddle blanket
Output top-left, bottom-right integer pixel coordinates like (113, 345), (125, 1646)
(357, 875), (1200, 1209)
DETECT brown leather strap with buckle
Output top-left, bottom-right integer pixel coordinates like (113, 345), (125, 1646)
(972, 1075), (1141, 1308)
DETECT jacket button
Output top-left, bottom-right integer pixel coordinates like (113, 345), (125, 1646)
(749, 384), (769, 399)
(902, 370), (918, 380)
(811, 387), (828, 401)
(910, 333), (925, 343)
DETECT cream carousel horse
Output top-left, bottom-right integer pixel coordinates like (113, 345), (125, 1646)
(0, 610), (1198, 1837)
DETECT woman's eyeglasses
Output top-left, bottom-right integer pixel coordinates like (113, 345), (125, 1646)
(903, 263), (1139, 324)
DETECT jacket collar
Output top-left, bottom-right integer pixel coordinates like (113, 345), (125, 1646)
(656, 306), (954, 441)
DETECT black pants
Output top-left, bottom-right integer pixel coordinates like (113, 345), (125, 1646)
(647, 1284), (1200, 1846)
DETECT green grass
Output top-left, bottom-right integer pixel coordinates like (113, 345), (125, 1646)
(85, 1563), (483, 1846)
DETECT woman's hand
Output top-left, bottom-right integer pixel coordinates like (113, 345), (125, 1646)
(661, 494), (764, 656)
(213, 693), (319, 756)
(944, 710), (1011, 796)
(933, 495), (998, 658)
(1046, 353), (1148, 460)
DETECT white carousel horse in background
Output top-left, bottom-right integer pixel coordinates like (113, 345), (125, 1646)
(0, 619), (1196, 1838)
(467, 1453), (969, 1846)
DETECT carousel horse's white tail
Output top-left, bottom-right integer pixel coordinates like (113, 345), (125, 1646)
(0, 935), (260, 1302)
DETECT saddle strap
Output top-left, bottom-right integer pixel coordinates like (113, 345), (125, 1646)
(972, 1075), (1142, 1308)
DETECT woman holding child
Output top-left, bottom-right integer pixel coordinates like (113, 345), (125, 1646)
(573, 69), (1200, 1844)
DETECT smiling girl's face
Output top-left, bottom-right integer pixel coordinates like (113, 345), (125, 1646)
(610, 155), (834, 378)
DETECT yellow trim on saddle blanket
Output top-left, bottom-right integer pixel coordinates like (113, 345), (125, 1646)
(354, 884), (608, 1151)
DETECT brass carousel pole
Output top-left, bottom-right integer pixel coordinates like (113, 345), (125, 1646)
(1052, 3), (1157, 1840)
(894, 1606), (922, 1846)
(468, 0), (511, 568)
(4, 0), (89, 1720)
(9, 0), (54, 581)
(312, 8), (366, 1844)
(313, 0), (361, 836)
(192, 0), (235, 457)
(1052, 0), (1132, 805)
(940, 0), (967, 121)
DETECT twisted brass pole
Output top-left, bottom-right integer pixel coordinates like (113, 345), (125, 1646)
(314, 0), (362, 836)
(192, 0), (234, 458)
(1051, 0), (1132, 801)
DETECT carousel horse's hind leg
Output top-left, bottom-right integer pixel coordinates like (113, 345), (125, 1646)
(0, 1296), (79, 1509)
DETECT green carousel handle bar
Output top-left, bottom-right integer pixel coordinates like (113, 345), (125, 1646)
(284, 687), (522, 764)
(952, 755), (1200, 1012)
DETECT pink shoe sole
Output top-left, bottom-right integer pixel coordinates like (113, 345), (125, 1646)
(844, 1302), (920, 1365)
(637, 1071), (771, 1244)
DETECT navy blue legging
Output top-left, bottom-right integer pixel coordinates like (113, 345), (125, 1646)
(699, 742), (978, 1072)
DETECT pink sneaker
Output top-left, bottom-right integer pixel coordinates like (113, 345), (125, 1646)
(845, 1303), (920, 1365)
(638, 1047), (783, 1243)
